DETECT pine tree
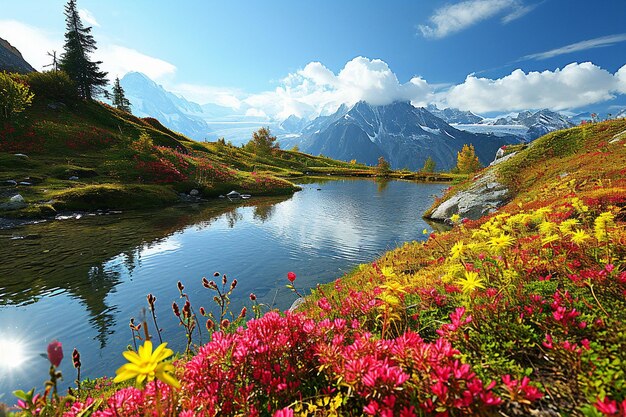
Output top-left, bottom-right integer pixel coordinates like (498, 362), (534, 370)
(455, 144), (482, 174)
(422, 156), (436, 173)
(112, 77), (131, 113)
(59, 0), (108, 100)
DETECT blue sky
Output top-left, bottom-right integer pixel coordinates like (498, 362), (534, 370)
(2, 0), (626, 118)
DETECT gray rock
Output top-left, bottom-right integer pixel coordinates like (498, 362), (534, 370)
(68, 176), (79, 181)
(47, 102), (67, 111)
(0, 194), (27, 211)
(429, 169), (511, 221)
(18, 181), (32, 186)
(14, 153), (28, 158)
(289, 297), (306, 312)
(4, 180), (17, 186)
(189, 189), (200, 196)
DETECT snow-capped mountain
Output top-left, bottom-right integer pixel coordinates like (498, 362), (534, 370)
(121, 72), (211, 140)
(293, 101), (522, 171)
(120, 72), (308, 144)
(615, 109), (626, 119)
(426, 104), (484, 124)
(473, 109), (575, 140)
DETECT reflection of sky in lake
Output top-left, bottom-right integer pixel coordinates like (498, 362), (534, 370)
(0, 179), (446, 400)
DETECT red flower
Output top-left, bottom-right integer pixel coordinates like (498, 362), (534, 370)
(47, 340), (63, 367)
(287, 272), (297, 282)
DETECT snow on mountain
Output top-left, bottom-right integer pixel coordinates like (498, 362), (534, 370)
(296, 101), (522, 171)
(426, 104), (484, 124)
(470, 109), (574, 140)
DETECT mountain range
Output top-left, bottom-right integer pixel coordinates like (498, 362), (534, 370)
(286, 101), (523, 171)
(119, 73), (584, 170)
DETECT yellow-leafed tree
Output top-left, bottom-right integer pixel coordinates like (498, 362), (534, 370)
(455, 144), (481, 174)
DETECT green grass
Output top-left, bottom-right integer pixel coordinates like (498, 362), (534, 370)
(0, 99), (405, 217)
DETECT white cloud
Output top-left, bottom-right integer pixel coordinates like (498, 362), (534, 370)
(522, 33), (626, 60)
(445, 62), (626, 112)
(78, 8), (100, 27)
(242, 57), (434, 119)
(502, 3), (538, 23)
(0, 20), (176, 82)
(97, 45), (176, 81)
(418, 0), (525, 39)
(169, 83), (243, 108)
(0, 20), (62, 70)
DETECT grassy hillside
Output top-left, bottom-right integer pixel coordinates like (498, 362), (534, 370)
(0, 93), (460, 219)
(14, 119), (624, 416)
(0, 98), (385, 218)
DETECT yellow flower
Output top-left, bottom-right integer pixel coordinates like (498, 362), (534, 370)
(570, 229), (590, 245)
(559, 218), (580, 234)
(538, 221), (558, 236)
(422, 228), (429, 235)
(450, 213), (461, 224)
(571, 197), (589, 214)
(541, 234), (560, 246)
(487, 233), (515, 251)
(457, 271), (485, 294)
(594, 212), (615, 242)
(381, 266), (397, 278)
(449, 241), (466, 259)
(114, 340), (180, 388)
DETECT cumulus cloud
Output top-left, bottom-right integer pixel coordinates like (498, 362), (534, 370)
(418, 0), (529, 39)
(522, 33), (626, 60)
(445, 62), (626, 112)
(170, 84), (243, 108)
(97, 45), (176, 81)
(242, 57), (434, 119)
(78, 9), (100, 27)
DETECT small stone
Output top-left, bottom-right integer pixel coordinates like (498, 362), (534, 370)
(189, 189), (200, 196)
(4, 180), (17, 186)
(18, 182), (32, 186)
(0, 194), (27, 211)
(68, 176), (79, 181)
(13, 153), (28, 158)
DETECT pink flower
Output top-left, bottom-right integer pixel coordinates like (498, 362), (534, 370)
(287, 272), (297, 282)
(47, 340), (63, 367)
(595, 396), (618, 415)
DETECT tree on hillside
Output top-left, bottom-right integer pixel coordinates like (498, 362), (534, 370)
(455, 144), (482, 174)
(112, 77), (131, 113)
(422, 156), (436, 173)
(59, 0), (108, 100)
(376, 156), (391, 177)
(0, 73), (34, 120)
(246, 127), (279, 155)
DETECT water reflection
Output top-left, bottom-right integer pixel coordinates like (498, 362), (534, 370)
(0, 180), (447, 399)
(0, 196), (291, 345)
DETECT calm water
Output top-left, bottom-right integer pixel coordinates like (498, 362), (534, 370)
(0, 179), (446, 401)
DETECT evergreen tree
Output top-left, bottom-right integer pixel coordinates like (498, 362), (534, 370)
(59, 0), (108, 100)
(455, 144), (482, 174)
(422, 156), (436, 173)
(112, 77), (131, 113)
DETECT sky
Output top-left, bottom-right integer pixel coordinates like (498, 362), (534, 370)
(2, 0), (626, 119)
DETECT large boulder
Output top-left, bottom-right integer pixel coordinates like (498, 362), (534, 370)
(429, 169), (511, 222)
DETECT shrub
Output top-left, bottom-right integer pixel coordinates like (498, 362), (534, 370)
(26, 70), (78, 104)
(0, 71), (34, 119)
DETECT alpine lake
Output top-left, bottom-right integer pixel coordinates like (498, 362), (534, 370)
(0, 178), (448, 400)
